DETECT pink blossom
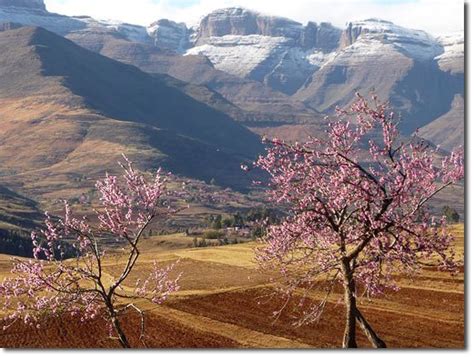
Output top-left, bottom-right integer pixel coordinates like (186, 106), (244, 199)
(0, 155), (181, 348)
(252, 95), (464, 344)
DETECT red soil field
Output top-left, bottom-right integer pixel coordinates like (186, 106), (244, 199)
(0, 310), (239, 348)
(168, 286), (464, 348)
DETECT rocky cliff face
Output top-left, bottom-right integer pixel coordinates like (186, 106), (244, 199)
(0, 1), (149, 40)
(339, 19), (442, 60)
(0, 1), (86, 35)
(147, 19), (189, 51)
(193, 8), (340, 50)
(294, 18), (463, 134)
(195, 8), (302, 43)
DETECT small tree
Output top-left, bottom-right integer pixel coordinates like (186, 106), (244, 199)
(232, 212), (244, 228)
(212, 214), (223, 230)
(203, 230), (224, 241)
(442, 206), (460, 223)
(253, 95), (464, 348)
(0, 156), (181, 348)
(222, 217), (233, 228)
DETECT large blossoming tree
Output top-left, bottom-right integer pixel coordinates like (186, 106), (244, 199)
(254, 95), (464, 348)
(0, 156), (181, 348)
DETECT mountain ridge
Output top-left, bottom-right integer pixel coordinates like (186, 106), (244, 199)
(0, 3), (464, 147)
(0, 26), (263, 200)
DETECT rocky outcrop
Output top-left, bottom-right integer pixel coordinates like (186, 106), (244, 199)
(186, 8), (341, 94)
(195, 7), (302, 43)
(295, 18), (462, 137)
(0, 2), (87, 35)
(302, 21), (340, 51)
(0, 1), (148, 41)
(194, 7), (340, 51)
(340, 21), (365, 47)
(339, 19), (442, 60)
(147, 19), (189, 51)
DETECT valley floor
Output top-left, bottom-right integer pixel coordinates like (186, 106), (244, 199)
(0, 226), (465, 349)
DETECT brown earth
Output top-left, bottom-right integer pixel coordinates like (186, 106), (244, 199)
(0, 310), (239, 348)
(0, 225), (465, 348)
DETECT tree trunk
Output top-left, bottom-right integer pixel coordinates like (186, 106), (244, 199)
(355, 308), (387, 348)
(111, 315), (131, 348)
(341, 258), (357, 348)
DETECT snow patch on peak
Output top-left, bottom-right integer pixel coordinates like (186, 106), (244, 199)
(437, 31), (464, 47)
(435, 31), (464, 73)
(186, 35), (290, 77)
(0, 5), (87, 35)
(68, 17), (151, 44)
(207, 7), (300, 25)
(208, 7), (253, 17)
(306, 50), (337, 67)
(347, 18), (436, 43)
(343, 18), (442, 61)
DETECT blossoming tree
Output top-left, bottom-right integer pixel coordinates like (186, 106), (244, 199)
(253, 95), (464, 348)
(0, 156), (181, 348)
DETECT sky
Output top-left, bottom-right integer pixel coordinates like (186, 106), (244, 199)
(43, 0), (464, 35)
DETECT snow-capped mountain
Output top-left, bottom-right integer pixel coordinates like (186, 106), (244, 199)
(340, 18), (443, 61)
(0, 0), (150, 42)
(148, 8), (462, 105)
(0, 1), (464, 148)
(0, 0), (85, 34)
(164, 8), (342, 94)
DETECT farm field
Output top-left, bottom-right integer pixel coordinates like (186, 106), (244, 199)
(0, 225), (464, 348)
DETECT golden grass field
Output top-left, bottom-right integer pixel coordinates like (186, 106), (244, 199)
(0, 225), (465, 348)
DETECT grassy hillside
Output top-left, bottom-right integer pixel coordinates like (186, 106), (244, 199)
(0, 26), (263, 203)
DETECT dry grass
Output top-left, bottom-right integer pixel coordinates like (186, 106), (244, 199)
(0, 225), (465, 348)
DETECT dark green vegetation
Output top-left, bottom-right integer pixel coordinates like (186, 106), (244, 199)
(442, 206), (460, 223)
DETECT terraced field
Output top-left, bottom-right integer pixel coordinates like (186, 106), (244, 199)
(0, 226), (465, 348)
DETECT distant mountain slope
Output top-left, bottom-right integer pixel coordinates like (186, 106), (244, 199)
(0, 0), (149, 42)
(65, 29), (321, 125)
(418, 94), (464, 151)
(0, 1), (464, 148)
(294, 19), (464, 134)
(0, 1), (321, 125)
(0, 26), (263, 198)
